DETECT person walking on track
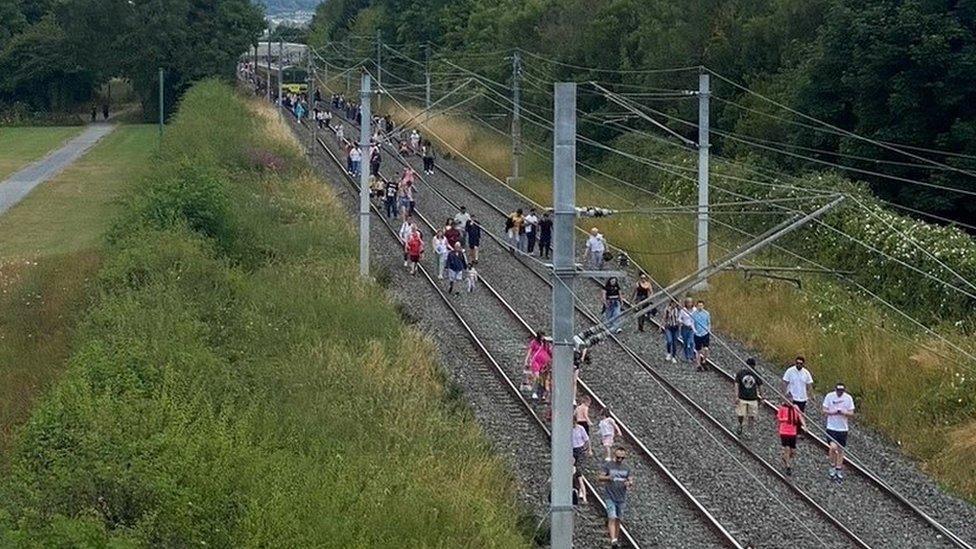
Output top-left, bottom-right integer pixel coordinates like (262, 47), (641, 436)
(632, 274), (653, 332)
(678, 298), (696, 363)
(422, 140), (435, 174)
(445, 242), (467, 295)
(572, 419), (592, 466)
(444, 221), (462, 249)
(661, 300), (680, 363)
(599, 447), (634, 549)
(466, 217), (482, 264)
(405, 228), (424, 276)
(506, 209), (524, 251)
(782, 356), (814, 412)
(777, 392), (805, 476)
(454, 206), (471, 248)
(384, 177), (398, 219)
(523, 208), (539, 253)
(574, 395), (592, 434)
(538, 211), (553, 259)
(691, 299), (711, 371)
(432, 229), (449, 279)
(603, 277), (623, 334)
(523, 332), (546, 391)
(348, 144), (362, 177)
(598, 409), (622, 461)
(734, 358), (764, 436)
(399, 218), (415, 267)
(823, 383), (855, 482)
(585, 228), (606, 269)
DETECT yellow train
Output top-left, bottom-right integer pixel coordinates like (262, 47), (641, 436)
(255, 63), (308, 95)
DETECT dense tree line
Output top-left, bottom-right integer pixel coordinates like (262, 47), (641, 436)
(0, 0), (264, 120)
(310, 0), (976, 226)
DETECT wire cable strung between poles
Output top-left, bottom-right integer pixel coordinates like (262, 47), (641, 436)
(321, 49), (976, 376)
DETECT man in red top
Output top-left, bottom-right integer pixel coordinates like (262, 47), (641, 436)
(777, 391), (806, 476)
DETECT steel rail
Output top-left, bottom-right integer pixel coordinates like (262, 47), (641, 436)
(375, 137), (874, 549)
(309, 122), (743, 549)
(405, 133), (972, 549)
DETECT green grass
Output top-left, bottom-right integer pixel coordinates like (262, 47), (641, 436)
(0, 125), (157, 456)
(0, 127), (84, 181)
(0, 82), (529, 546)
(0, 126), (158, 261)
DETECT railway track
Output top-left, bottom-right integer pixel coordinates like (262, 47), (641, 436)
(347, 112), (974, 549)
(305, 123), (743, 548)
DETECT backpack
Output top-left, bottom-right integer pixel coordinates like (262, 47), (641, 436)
(504, 216), (514, 231)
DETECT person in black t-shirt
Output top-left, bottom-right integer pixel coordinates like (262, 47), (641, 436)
(537, 212), (553, 258)
(734, 358), (764, 435)
(383, 179), (399, 219)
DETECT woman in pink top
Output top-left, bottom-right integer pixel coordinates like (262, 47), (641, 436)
(522, 332), (545, 391)
(777, 392), (806, 476)
(530, 338), (552, 401)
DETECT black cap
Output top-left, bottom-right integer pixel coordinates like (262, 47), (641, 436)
(746, 358), (756, 367)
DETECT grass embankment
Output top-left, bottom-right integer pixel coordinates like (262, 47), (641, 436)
(0, 127), (84, 180)
(0, 125), (157, 454)
(389, 104), (976, 500)
(0, 81), (528, 546)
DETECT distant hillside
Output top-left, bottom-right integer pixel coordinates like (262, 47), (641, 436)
(255, 0), (321, 15)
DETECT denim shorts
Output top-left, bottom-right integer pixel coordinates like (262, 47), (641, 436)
(606, 498), (626, 520)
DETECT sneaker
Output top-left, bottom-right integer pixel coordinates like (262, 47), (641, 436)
(604, 457), (611, 462)
(665, 353), (672, 361)
(615, 328), (623, 334)
(736, 425), (743, 436)
(611, 540), (620, 548)
(531, 393), (538, 401)
(836, 469), (844, 481)
(785, 466), (792, 476)
(828, 467), (837, 479)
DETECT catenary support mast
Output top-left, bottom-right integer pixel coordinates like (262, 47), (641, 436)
(550, 82), (577, 549)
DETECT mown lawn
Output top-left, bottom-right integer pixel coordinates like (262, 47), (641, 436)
(0, 127), (84, 181)
(0, 125), (157, 260)
(0, 125), (157, 455)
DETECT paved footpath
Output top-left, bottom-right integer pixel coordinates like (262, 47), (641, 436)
(0, 123), (116, 216)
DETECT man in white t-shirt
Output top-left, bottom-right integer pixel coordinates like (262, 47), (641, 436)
(585, 228), (606, 269)
(822, 383), (855, 482)
(523, 208), (539, 253)
(781, 356), (814, 412)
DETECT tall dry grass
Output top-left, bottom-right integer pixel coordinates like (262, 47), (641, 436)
(395, 98), (976, 502)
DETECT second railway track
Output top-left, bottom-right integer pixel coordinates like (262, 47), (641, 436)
(302, 120), (743, 548)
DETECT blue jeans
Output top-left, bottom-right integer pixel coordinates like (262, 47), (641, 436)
(680, 326), (695, 360)
(351, 160), (361, 176)
(664, 326), (679, 356)
(384, 198), (397, 218)
(605, 299), (621, 331)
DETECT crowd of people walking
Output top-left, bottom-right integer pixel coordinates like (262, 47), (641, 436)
(256, 77), (859, 548)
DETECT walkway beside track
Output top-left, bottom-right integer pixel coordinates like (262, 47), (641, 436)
(0, 123), (116, 216)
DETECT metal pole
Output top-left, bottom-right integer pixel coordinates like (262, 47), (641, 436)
(695, 71), (710, 290)
(551, 81), (576, 549)
(424, 43), (431, 122)
(359, 73), (372, 277)
(511, 51), (522, 184)
(375, 29), (382, 110)
(308, 53), (315, 151)
(265, 34), (271, 103)
(158, 68), (164, 136)
(278, 39), (284, 117)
